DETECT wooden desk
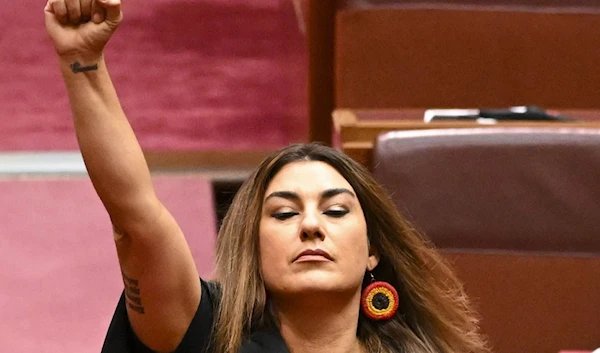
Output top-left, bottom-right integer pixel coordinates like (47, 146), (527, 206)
(309, 4), (600, 145)
(333, 108), (600, 168)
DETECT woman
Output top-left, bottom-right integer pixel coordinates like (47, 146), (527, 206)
(44, 1), (489, 352)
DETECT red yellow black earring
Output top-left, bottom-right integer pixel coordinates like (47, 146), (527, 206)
(361, 272), (399, 320)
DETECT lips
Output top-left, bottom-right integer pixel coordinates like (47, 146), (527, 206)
(294, 249), (333, 262)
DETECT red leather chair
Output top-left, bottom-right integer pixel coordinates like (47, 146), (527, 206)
(371, 127), (600, 353)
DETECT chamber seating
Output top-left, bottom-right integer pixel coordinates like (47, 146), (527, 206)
(370, 127), (600, 353)
(308, 0), (600, 144)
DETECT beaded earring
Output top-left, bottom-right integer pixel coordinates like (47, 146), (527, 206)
(360, 272), (399, 320)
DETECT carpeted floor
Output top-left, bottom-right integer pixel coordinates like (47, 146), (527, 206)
(1, 0), (307, 152)
(0, 175), (217, 352)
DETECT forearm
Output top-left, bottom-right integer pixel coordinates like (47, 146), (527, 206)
(61, 54), (157, 227)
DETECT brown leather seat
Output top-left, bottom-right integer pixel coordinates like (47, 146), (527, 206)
(372, 127), (600, 253)
(371, 127), (600, 353)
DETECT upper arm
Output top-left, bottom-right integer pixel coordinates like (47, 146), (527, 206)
(113, 200), (202, 352)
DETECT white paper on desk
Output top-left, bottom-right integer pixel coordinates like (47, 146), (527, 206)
(424, 109), (479, 122)
(423, 106), (530, 123)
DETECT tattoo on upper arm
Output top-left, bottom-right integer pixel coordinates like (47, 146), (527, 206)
(122, 272), (145, 314)
(70, 61), (98, 73)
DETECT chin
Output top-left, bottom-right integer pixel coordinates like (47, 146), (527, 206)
(285, 271), (357, 294)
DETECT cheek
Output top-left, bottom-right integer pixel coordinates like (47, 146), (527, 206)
(336, 219), (370, 262)
(258, 220), (290, 276)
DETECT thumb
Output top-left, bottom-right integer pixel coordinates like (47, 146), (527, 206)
(96, 0), (122, 26)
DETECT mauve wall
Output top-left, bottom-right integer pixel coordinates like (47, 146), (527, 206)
(0, 0), (307, 152)
(0, 176), (216, 353)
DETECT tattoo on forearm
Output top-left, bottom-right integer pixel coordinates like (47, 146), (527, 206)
(70, 61), (98, 73)
(122, 272), (145, 314)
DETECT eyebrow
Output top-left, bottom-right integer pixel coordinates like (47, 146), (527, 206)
(264, 188), (356, 203)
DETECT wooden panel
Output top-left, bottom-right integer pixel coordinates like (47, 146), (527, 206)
(335, 8), (600, 109)
(307, 0), (336, 144)
(311, 3), (600, 144)
(443, 251), (600, 353)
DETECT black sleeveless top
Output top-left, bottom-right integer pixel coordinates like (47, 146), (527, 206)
(101, 279), (290, 353)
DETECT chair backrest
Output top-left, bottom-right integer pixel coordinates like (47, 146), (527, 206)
(372, 127), (600, 252)
(371, 127), (600, 353)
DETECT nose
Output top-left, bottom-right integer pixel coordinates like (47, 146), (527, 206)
(299, 210), (325, 241)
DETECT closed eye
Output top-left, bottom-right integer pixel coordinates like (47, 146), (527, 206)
(272, 212), (299, 220)
(324, 209), (349, 218)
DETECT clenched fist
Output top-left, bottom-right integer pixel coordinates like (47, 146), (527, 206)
(44, 0), (123, 61)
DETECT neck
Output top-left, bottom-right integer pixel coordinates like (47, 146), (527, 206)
(272, 290), (365, 353)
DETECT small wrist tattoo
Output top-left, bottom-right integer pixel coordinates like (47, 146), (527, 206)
(70, 61), (98, 73)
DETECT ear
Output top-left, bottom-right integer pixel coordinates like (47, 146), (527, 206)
(366, 246), (380, 271)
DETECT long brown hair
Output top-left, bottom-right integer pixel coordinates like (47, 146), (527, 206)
(213, 143), (489, 353)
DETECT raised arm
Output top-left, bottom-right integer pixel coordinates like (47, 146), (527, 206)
(44, 0), (201, 350)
